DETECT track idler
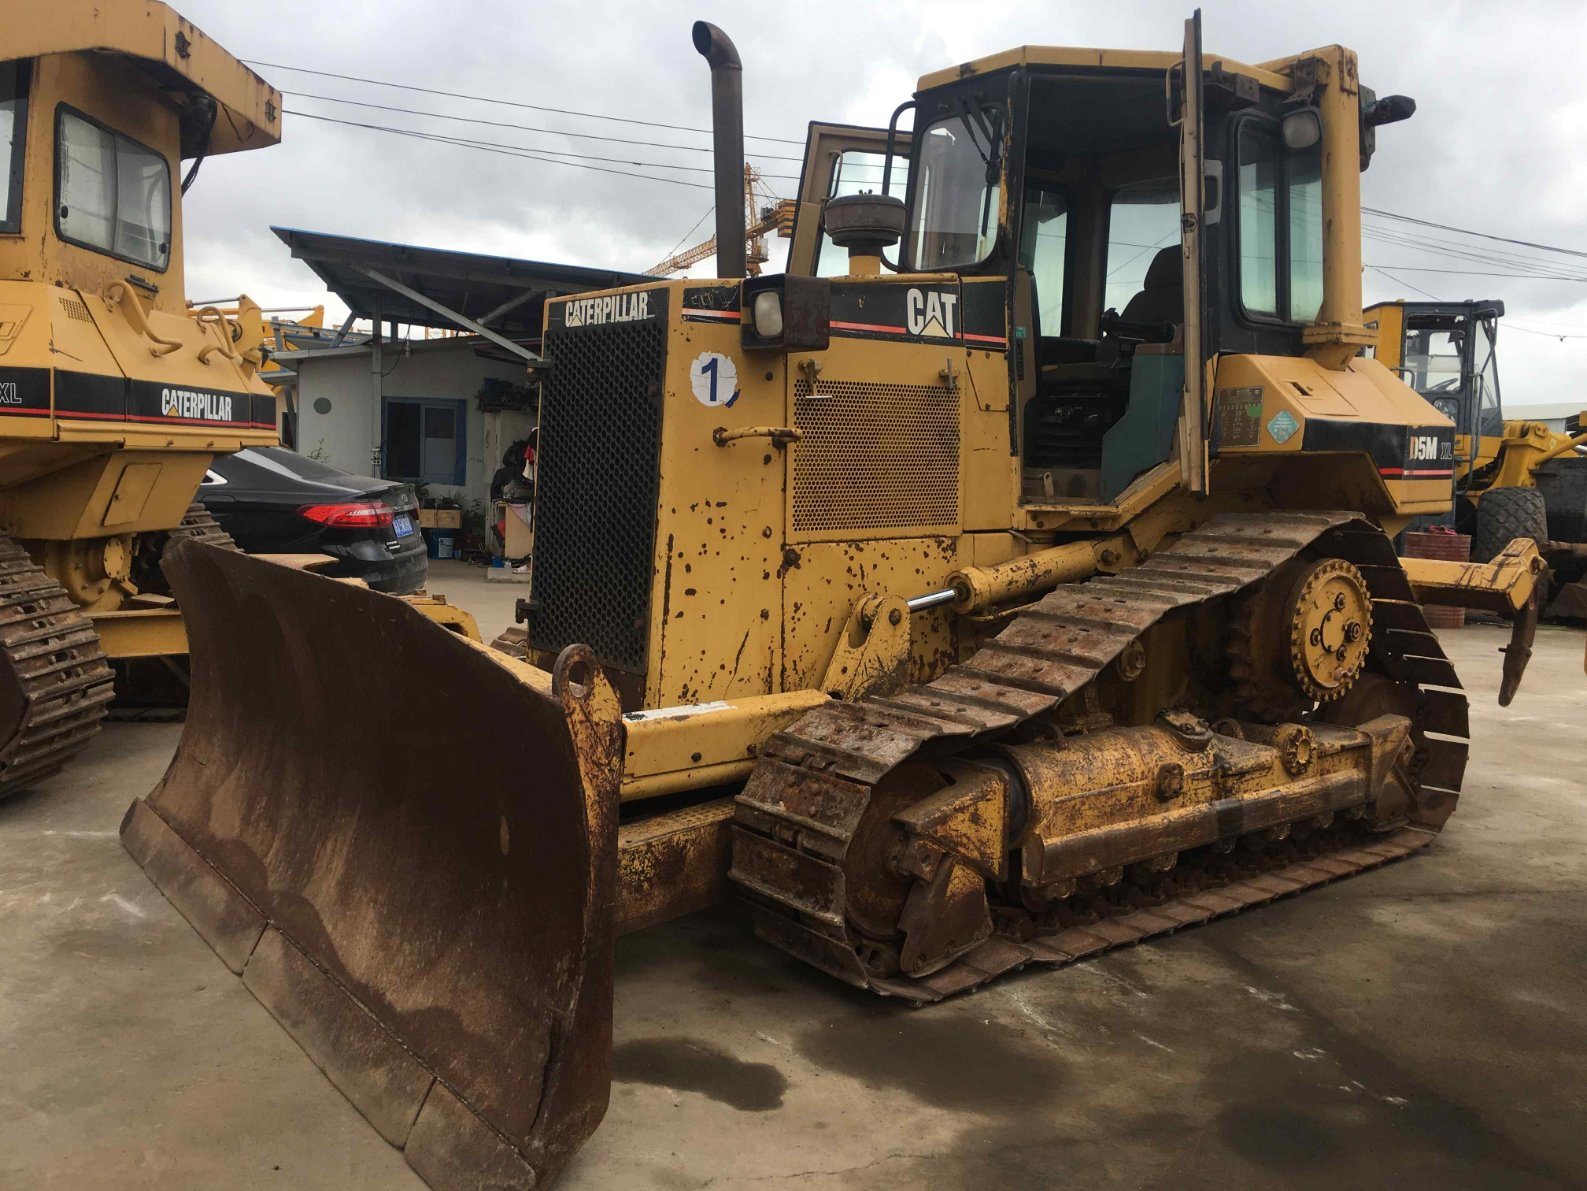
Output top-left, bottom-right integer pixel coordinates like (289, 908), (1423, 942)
(121, 541), (622, 1188)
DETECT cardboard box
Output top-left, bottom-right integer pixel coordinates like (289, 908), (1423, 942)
(504, 502), (533, 559)
(419, 508), (462, 530)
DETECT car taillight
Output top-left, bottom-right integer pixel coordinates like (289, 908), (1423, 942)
(298, 502), (395, 528)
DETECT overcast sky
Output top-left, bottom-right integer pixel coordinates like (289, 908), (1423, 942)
(177, 0), (1587, 410)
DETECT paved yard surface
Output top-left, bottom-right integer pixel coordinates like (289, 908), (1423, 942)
(1, 575), (1583, 1189)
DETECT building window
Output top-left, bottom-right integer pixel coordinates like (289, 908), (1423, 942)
(383, 397), (465, 485)
(54, 106), (171, 271)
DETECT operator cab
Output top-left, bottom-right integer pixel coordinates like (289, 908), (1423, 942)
(1367, 300), (1505, 443)
(792, 39), (1410, 509)
(902, 61), (1326, 503)
(0, 8), (280, 316)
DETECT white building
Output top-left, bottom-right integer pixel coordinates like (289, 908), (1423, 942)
(286, 336), (535, 510)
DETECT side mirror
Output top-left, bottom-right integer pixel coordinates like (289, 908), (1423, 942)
(1365, 94), (1417, 128)
(1359, 89), (1415, 170)
(1281, 108), (1322, 151)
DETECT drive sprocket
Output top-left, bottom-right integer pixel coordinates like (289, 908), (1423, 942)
(1229, 554), (1372, 719)
(1288, 557), (1372, 702)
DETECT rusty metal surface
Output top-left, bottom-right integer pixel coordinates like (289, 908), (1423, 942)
(1402, 537), (1546, 614)
(0, 538), (115, 796)
(616, 798), (735, 935)
(122, 540), (620, 1189)
(733, 512), (1472, 1000)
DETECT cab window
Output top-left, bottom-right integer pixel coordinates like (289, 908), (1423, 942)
(1104, 179), (1180, 314)
(1018, 182), (1068, 333)
(55, 108), (171, 271)
(0, 62), (28, 234)
(905, 108), (1003, 271)
(1236, 118), (1322, 322)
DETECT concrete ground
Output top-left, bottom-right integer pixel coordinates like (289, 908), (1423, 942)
(1, 577), (1584, 1188)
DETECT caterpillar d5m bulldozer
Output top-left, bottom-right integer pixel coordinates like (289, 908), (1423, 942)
(1368, 298), (1587, 616)
(0, 1), (282, 792)
(122, 17), (1563, 1189)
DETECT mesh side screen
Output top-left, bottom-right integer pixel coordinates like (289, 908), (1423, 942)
(792, 378), (959, 532)
(529, 318), (665, 673)
(60, 298), (93, 323)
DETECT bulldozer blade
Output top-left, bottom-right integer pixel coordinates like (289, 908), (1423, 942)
(121, 540), (622, 1189)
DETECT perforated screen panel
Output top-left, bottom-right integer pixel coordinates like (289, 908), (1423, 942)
(528, 311), (666, 673)
(792, 378), (959, 532)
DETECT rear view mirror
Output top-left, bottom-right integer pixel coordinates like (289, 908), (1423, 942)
(1281, 108), (1322, 151)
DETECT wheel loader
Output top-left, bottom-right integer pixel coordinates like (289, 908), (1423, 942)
(122, 17), (1563, 1189)
(0, 1), (285, 792)
(1369, 298), (1587, 615)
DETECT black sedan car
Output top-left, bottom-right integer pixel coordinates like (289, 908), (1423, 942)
(199, 447), (428, 593)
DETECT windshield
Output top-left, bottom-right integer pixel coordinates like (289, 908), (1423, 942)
(1471, 316), (1503, 439)
(0, 62), (27, 234)
(905, 108), (1003, 271)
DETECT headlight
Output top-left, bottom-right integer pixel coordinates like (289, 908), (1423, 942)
(740, 275), (831, 352)
(752, 291), (784, 339)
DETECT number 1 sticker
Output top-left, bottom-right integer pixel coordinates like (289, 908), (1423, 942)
(689, 352), (739, 408)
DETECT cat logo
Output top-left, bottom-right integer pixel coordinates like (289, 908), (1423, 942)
(905, 288), (958, 339)
(563, 291), (653, 328)
(161, 387), (234, 421)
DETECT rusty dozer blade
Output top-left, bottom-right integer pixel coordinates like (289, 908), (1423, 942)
(121, 540), (622, 1189)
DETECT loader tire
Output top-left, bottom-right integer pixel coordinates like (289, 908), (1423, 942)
(1473, 486), (1547, 563)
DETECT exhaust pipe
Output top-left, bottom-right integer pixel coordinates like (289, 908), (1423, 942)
(692, 21), (746, 279)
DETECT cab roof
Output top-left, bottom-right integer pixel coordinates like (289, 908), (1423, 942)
(3, 0), (279, 155)
(917, 47), (1294, 95)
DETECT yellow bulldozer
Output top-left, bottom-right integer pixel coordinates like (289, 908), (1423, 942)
(1368, 298), (1587, 616)
(0, 1), (282, 791)
(121, 16), (1563, 1189)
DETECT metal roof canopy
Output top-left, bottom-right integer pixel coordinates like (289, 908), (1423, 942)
(272, 227), (651, 360)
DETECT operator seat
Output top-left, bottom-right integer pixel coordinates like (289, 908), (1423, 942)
(1120, 247), (1183, 328)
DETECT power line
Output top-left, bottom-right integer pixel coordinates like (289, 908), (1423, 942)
(285, 109), (801, 184)
(1366, 207), (1587, 262)
(1369, 265), (1587, 340)
(1498, 322), (1587, 341)
(286, 110), (717, 190)
(1364, 226), (1587, 280)
(659, 205), (715, 264)
(1363, 263), (1587, 282)
(282, 89), (805, 162)
(251, 59), (806, 145)
(288, 109), (736, 175)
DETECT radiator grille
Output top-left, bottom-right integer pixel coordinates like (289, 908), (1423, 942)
(792, 378), (959, 532)
(528, 315), (666, 673)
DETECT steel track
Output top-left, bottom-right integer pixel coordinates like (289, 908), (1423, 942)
(0, 539), (116, 794)
(732, 512), (1470, 1002)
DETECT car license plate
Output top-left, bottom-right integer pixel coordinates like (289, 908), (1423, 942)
(393, 513), (415, 538)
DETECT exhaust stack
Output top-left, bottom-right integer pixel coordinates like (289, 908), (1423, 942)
(692, 21), (746, 279)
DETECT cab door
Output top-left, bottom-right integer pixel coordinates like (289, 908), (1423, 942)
(1173, 11), (1210, 494)
(786, 123), (910, 277)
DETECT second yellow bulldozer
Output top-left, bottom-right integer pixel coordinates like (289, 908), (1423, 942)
(0, 1), (282, 791)
(123, 16), (1561, 1188)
